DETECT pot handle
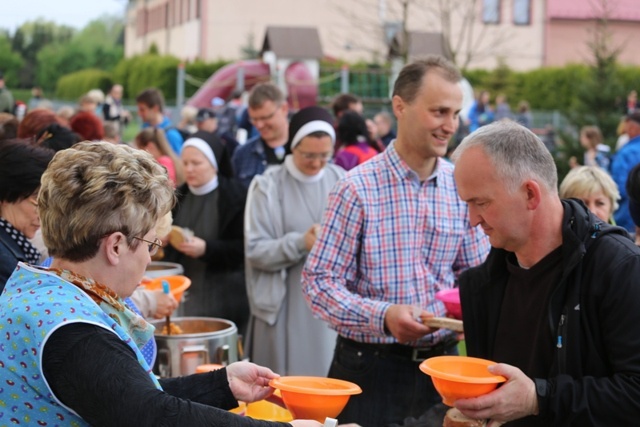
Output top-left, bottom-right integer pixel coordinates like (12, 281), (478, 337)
(217, 344), (230, 366)
(181, 345), (210, 365)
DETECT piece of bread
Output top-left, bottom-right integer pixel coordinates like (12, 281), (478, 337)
(443, 408), (486, 427)
(422, 316), (464, 333)
(169, 225), (187, 247)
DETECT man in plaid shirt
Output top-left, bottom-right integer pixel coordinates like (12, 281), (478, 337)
(302, 56), (490, 426)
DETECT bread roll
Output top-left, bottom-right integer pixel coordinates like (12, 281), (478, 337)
(443, 408), (486, 427)
(423, 316), (464, 332)
(169, 225), (187, 247)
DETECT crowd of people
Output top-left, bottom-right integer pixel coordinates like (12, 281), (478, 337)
(1, 54), (640, 427)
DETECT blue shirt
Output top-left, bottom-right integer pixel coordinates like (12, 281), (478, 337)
(142, 116), (184, 155)
(612, 134), (640, 232)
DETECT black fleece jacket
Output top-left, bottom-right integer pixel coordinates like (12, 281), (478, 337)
(460, 199), (640, 426)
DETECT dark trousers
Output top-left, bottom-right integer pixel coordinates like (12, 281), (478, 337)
(328, 336), (458, 427)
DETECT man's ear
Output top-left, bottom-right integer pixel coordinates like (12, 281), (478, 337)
(523, 179), (542, 210)
(392, 95), (405, 120)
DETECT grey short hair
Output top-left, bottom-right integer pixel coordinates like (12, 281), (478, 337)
(39, 141), (176, 262)
(452, 119), (558, 193)
(248, 82), (284, 109)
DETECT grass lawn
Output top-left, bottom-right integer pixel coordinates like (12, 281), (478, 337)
(457, 340), (466, 356)
(122, 122), (141, 145)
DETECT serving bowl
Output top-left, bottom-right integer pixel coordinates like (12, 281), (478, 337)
(142, 275), (191, 302)
(245, 396), (293, 422)
(419, 356), (506, 406)
(269, 376), (362, 421)
(435, 288), (462, 319)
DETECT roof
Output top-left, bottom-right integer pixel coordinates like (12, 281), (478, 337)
(388, 31), (449, 60)
(548, 0), (640, 21)
(261, 26), (323, 60)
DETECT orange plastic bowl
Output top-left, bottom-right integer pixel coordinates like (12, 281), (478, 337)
(435, 288), (462, 320)
(269, 376), (362, 421)
(143, 275), (191, 302)
(420, 356), (506, 406)
(245, 397), (293, 422)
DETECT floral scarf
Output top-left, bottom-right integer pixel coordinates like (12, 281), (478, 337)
(47, 267), (155, 350)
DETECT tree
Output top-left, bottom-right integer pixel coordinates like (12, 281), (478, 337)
(33, 15), (124, 91)
(555, 0), (623, 181)
(434, 0), (513, 71)
(11, 20), (75, 88)
(330, 0), (514, 71)
(240, 32), (259, 60)
(0, 35), (24, 84)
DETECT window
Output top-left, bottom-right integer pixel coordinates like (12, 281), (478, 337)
(513, 0), (531, 25)
(483, 0), (500, 24)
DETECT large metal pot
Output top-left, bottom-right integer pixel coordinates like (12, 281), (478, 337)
(145, 261), (184, 278)
(152, 317), (238, 378)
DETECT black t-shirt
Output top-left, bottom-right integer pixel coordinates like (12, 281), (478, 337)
(493, 246), (563, 379)
(263, 142), (286, 166)
(42, 323), (289, 427)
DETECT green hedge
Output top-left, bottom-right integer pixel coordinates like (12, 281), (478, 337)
(119, 54), (180, 102)
(461, 63), (640, 114)
(55, 69), (113, 100)
(110, 54), (229, 102)
(53, 58), (640, 114)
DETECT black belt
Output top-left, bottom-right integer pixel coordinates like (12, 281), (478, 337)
(337, 336), (457, 362)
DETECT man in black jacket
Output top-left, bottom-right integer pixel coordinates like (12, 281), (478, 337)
(451, 120), (640, 427)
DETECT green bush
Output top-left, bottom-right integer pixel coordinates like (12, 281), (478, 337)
(463, 64), (590, 111)
(126, 54), (181, 102)
(55, 69), (113, 100)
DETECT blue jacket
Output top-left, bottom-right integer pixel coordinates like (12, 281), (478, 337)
(611, 134), (640, 232)
(231, 135), (268, 188)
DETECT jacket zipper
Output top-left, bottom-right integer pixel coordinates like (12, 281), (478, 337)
(556, 312), (567, 370)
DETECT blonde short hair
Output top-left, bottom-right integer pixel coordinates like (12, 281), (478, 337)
(180, 105), (198, 123)
(559, 166), (620, 213)
(39, 141), (175, 262)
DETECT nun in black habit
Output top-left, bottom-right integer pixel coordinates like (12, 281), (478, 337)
(165, 131), (250, 336)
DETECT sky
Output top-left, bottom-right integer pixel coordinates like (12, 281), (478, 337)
(1, 0), (127, 34)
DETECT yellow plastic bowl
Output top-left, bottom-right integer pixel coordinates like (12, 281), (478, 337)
(245, 397), (293, 422)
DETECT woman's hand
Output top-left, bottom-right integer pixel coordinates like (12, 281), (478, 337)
(226, 361), (279, 403)
(303, 224), (320, 251)
(176, 236), (206, 258)
(151, 290), (178, 319)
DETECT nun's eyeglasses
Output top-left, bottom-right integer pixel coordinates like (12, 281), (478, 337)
(297, 151), (334, 161)
(133, 236), (162, 256)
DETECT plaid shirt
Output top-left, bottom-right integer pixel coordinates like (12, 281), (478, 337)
(302, 143), (490, 345)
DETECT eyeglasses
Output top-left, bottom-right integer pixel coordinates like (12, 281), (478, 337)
(27, 196), (39, 209)
(296, 150), (334, 161)
(248, 104), (281, 124)
(133, 236), (162, 256)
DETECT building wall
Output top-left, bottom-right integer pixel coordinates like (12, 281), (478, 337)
(545, 20), (640, 67)
(125, 0), (591, 72)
